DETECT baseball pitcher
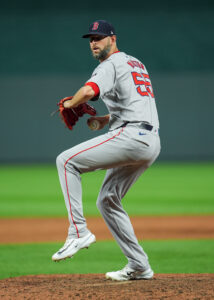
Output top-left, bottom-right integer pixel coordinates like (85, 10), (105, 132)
(52, 20), (161, 281)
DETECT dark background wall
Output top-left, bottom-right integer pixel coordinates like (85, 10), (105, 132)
(1, 0), (214, 162)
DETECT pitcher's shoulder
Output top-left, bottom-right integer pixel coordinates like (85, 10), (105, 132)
(107, 52), (131, 66)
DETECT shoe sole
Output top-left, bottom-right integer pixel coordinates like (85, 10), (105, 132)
(52, 234), (96, 262)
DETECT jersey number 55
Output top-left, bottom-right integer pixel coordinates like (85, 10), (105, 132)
(131, 72), (154, 98)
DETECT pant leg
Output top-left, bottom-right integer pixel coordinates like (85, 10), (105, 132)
(56, 153), (88, 238)
(96, 164), (151, 270)
(56, 127), (133, 238)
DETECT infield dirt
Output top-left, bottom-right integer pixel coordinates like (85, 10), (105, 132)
(0, 215), (214, 243)
(1, 274), (214, 300)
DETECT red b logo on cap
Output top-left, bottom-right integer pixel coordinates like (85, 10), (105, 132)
(92, 22), (99, 30)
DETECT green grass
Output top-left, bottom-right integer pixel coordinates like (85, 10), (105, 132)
(0, 163), (214, 217)
(0, 240), (213, 279)
(0, 163), (213, 279)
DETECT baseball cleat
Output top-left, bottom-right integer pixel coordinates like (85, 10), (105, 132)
(52, 232), (96, 261)
(105, 265), (154, 281)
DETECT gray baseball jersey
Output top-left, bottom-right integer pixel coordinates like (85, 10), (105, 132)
(56, 51), (161, 271)
(87, 51), (159, 130)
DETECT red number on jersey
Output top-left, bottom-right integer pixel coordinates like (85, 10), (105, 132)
(131, 72), (154, 98)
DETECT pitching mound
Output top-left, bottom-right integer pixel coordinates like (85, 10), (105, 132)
(0, 274), (213, 299)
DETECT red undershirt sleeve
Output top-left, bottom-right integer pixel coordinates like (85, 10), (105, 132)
(85, 82), (100, 98)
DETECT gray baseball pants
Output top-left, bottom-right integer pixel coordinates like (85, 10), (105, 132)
(56, 124), (161, 271)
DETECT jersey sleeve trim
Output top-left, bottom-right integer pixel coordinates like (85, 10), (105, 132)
(85, 82), (100, 97)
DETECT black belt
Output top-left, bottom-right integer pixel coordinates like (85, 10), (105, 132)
(122, 122), (153, 131)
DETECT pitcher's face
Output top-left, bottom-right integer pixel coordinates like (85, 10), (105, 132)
(89, 36), (112, 61)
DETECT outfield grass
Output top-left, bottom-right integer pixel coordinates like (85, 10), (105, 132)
(0, 163), (213, 279)
(0, 240), (213, 279)
(0, 163), (213, 217)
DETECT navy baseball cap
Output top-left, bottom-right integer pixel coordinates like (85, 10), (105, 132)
(82, 20), (116, 38)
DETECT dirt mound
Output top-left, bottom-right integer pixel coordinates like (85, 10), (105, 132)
(0, 274), (213, 300)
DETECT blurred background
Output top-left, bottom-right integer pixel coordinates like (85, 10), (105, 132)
(1, 0), (214, 163)
(0, 0), (214, 282)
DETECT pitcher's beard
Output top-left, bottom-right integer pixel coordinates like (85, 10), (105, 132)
(92, 44), (111, 61)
